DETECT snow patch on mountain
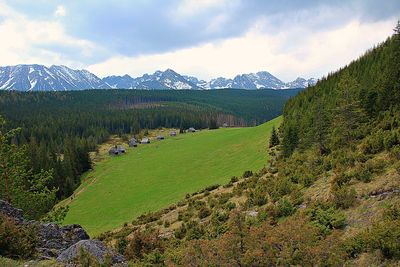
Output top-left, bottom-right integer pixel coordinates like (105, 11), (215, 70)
(0, 64), (316, 91)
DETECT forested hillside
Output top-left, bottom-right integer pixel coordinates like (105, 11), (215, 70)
(95, 23), (400, 266)
(0, 89), (297, 216)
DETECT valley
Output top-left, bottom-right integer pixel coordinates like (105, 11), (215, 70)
(61, 117), (281, 235)
(0, 2), (399, 265)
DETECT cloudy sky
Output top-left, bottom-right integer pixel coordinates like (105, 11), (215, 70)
(0, 0), (399, 81)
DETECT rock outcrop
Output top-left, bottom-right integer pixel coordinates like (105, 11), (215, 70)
(0, 199), (125, 265)
(36, 223), (90, 258)
(57, 239), (126, 265)
(0, 199), (24, 222)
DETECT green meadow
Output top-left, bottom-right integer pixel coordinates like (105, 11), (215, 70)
(62, 116), (282, 236)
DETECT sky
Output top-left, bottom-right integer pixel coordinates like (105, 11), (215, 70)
(0, 0), (399, 81)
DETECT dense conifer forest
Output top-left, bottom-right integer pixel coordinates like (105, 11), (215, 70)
(0, 88), (298, 212)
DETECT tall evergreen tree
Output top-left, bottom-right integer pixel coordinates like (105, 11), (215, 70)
(282, 125), (298, 157)
(269, 126), (280, 147)
(331, 71), (366, 147)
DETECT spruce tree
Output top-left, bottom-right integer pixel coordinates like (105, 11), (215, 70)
(332, 71), (366, 147)
(269, 126), (280, 147)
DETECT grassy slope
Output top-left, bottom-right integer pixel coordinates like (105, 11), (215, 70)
(62, 116), (282, 236)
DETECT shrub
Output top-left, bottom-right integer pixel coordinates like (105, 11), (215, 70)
(163, 220), (170, 228)
(225, 202), (236, 211)
(174, 224), (187, 239)
(243, 170), (253, 178)
(186, 221), (205, 240)
(230, 176), (239, 183)
(125, 229), (162, 260)
(343, 234), (367, 258)
(361, 130), (384, 154)
(307, 202), (346, 235)
(277, 198), (295, 217)
(198, 207), (211, 219)
(143, 248), (165, 265)
(351, 164), (373, 183)
(332, 172), (352, 187)
(205, 184), (220, 192)
(41, 205), (69, 224)
(0, 215), (37, 259)
(177, 200), (186, 207)
(367, 220), (400, 259)
(332, 186), (357, 209)
(117, 238), (128, 255)
(390, 145), (400, 160)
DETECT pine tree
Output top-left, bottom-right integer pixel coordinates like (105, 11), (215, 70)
(314, 99), (330, 155)
(269, 126), (280, 147)
(332, 71), (366, 147)
(282, 125), (299, 157)
(0, 116), (57, 219)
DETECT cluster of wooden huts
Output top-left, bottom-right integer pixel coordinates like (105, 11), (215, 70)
(108, 128), (196, 156)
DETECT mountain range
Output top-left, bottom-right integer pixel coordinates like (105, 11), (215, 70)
(0, 64), (316, 91)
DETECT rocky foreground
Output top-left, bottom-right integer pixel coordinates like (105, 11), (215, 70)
(0, 199), (126, 265)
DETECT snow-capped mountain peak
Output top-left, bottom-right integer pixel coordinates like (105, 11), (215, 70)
(0, 64), (316, 91)
(0, 64), (110, 91)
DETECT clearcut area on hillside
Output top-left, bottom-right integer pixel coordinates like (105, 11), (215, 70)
(62, 116), (281, 236)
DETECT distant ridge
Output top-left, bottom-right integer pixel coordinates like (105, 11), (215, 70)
(0, 64), (316, 91)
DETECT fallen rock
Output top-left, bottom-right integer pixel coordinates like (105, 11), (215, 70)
(57, 239), (126, 265)
(247, 210), (259, 217)
(0, 199), (90, 259)
(0, 199), (24, 222)
(35, 223), (90, 258)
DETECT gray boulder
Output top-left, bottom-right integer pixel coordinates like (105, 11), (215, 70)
(0, 199), (24, 222)
(35, 223), (90, 258)
(57, 239), (126, 265)
(0, 199), (90, 259)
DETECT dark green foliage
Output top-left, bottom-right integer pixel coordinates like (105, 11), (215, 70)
(242, 170), (253, 178)
(282, 124), (298, 157)
(344, 202), (400, 260)
(307, 202), (346, 235)
(198, 206), (211, 219)
(269, 126), (280, 147)
(277, 198), (295, 217)
(230, 176), (239, 183)
(0, 117), (57, 219)
(282, 31), (400, 157)
(41, 205), (69, 224)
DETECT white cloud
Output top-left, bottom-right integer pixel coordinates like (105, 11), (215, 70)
(176, 0), (230, 16)
(54, 5), (66, 17)
(88, 19), (395, 81)
(0, 2), (98, 68)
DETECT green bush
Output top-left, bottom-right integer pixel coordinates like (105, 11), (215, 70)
(230, 176), (239, 183)
(198, 207), (211, 219)
(0, 215), (37, 259)
(243, 170), (253, 178)
(277, 198), (295, 217)
(225, 202), (236, 211)
(343, 234), (367, 258)
(332, 186), (357, 209)
(367, 220), (400, 259)
(307, 202), (346, 235)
